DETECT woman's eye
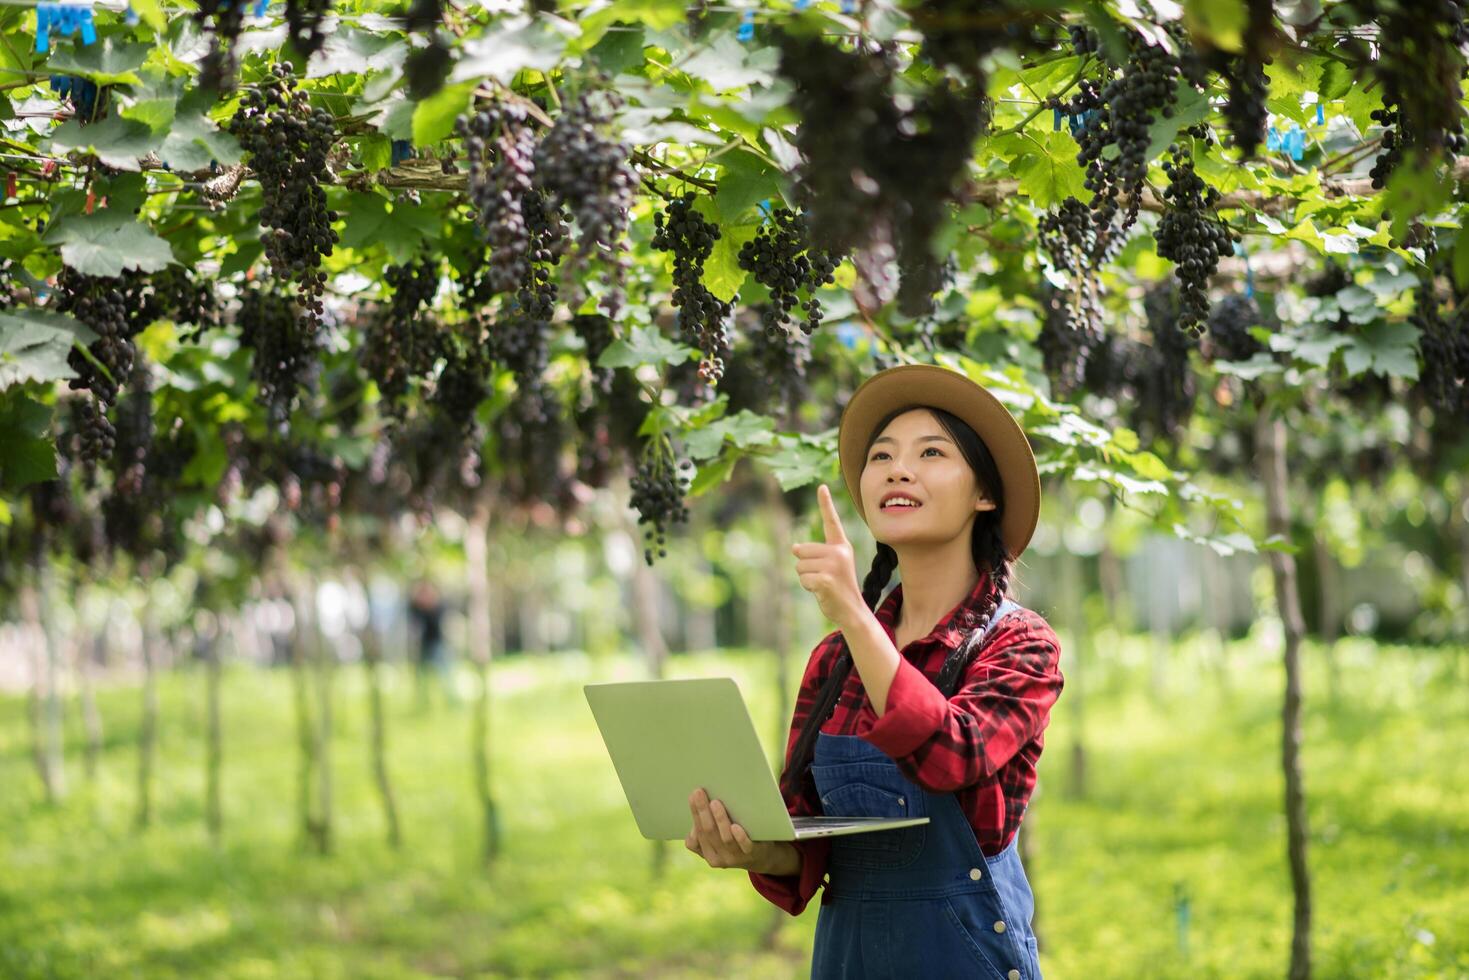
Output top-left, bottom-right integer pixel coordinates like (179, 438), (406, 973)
(869, 448), (941, 461)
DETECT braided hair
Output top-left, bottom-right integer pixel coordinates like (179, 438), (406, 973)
(777, 403), (1016, 801)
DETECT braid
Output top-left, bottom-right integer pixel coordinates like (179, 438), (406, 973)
(778, 542), (897, 800)
(934, 518), (1012, 697)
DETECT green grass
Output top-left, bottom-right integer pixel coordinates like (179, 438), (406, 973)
(1, 630), (1465, 979)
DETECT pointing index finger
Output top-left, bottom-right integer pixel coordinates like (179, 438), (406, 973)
(818, 484), (848, 545)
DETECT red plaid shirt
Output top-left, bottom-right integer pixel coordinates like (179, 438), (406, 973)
(748, 569), (1064, 916)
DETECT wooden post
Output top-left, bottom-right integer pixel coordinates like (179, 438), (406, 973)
(1255, 408), (1313, 980)
(466, 499), (502, 864)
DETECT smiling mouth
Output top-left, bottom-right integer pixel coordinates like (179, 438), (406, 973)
(881, 502), (922, 512)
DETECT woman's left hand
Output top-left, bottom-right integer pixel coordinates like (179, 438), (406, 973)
(790, 484), (866, 630)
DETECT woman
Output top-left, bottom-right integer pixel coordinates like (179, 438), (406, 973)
(685, 363), (1064, 979)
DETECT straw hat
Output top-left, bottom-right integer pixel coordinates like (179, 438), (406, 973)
(837, 364), (1041, 562)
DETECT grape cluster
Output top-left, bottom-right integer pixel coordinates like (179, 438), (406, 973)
(1411, 280), (1469, 416)
(1136, 282), (1200, 442)
(362, 254), (440, 417)
(629, 437), (694, 565)
(227, 63), (338, 336)
(1035, 283), (1102, 400)
(1340, 0), (1469, 185)
(195, 0), (249, 91)
(1037, 198), (1111, 336)
(57, 267), (133, 407)
(152, 265), (222, 341)
(652, 192), (735, 383)
(110, 358), (153, 498)
(458, 101), (539, 295)
(1221, 60), (1269, 158)
(721, 304), (813, 421)
(285, 0), (332, 59)
(1203, 293), (1266, 363)
(772, 30), (971, 313)
(737, 206), (839, 338)
(237, 284), (318, 428)
(533, 84), (637, 319)
(1155, 133), (1237, 335)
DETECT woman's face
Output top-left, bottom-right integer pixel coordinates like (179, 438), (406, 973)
(859, 408), (995, 544)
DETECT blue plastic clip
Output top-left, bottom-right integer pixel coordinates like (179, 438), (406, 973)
(1266, 123), (1305, 161)
(756, 198), (773, 220)
(736, 9), (754, 42)
(124, 3), (139, 23)
(793, 0), (811, 8)
(79, 7), (96, 45)
(1233, 242), (1254, 298)
(254, 0), (269, 17)
(1315, 103), (1325, 126)
(35, 4), (52, 52)
(1053, 108), (1062, 132)
(391, 139), (414, 166)
(840, 0), (855, 12)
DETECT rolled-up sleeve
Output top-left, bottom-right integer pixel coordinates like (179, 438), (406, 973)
(748, 632), (840, 916)
(855, 610), (1063, 793)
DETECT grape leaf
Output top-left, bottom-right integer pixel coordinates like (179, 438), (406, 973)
(48, 116), (162, 172)
(598, 324), (695, 368)
(1340, 321), (1420, 379)
(0, 310), (96, 390)
(42, 211), (175, 277)
(45, 38), (149, 84)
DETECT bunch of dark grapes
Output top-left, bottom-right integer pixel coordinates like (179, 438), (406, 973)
(55, 267), (135, 462)
(430, 332), (490, 437)
(227, 63), (338, 336)
(1068, 24), (1101, 56)
(772, 30), (971, 314)
(110, 357), (154, 497)
(237, 284), (318, 428)
(1208, 0), (1276, 158)
(629, 436), (694, 565)
(1155, 131), (1237, 335)
(457, 100), (538, 296)
(285, 0), (332, 59)
(572, 312), (617, 395)
(362, 254), (440, 418)
(911, 2), (1055, 76)
(1136, 282), (1200, 443)
(532, 84), (637, 319)
(1037, 198), (1111, 337)
(402, 0), (451, 100)
(652, 192), (735, 382)
(1339, 0), (1469, 187)
(737, 206), (839, 338)
(1036, 283), (1103, 401)
(1060, 28), (1192, 243)
(1203, 292), (1266, 362)
(1411, 281), (1469, 416)
(152, 266), (222, 341)
(721, 304), (813, 422)
(195, 0), (249, 92)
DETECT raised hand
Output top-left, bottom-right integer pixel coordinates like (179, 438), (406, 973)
(790, 483), (865, 630)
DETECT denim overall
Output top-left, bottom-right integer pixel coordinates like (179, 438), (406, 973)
(809, 597), (1043, 980)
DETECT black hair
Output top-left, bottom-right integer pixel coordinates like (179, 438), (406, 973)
(777, 403), (1015, 800)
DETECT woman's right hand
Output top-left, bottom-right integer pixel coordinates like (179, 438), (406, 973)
(684, 787), (798, 874)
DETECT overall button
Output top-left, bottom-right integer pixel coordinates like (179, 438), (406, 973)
(968, 867), (983, 880)
(993, 920), (1007, 933)
(1007, 971), (1021, 980)
(898, 797), (905, 805)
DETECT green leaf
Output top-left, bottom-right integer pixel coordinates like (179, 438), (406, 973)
(45, 38), (149, 83)
(1184, 0), (1246, 52)
(1144, 83), (1211, 161)
(158, 108), (242, 171)
(412, 80), (476, 147)
(0, 309), (96, 389)
(48, 116), (163, 171)
(702, 221), (756, 302)
(450, 16), (572, 85)
(42, 211), (175, 277)
(587, 23), (647, 75)
(1383, 155), (1454, 232)
(1340, 321), (1421, 380)
(598, 324), (695, 368)
(308, 27), (407, 77)
(681, 33), (774, 91)
(765, 434), (837, 491)
(0, 423), (56, 489)
(1267, 323), (1351, 367)
(687, 452), (736, 497)
(129, 0), (168, 33)
(1454, 231), (1469, 293)
(1316, 58), (1355, 102)
(1213, 351), (1284, 380)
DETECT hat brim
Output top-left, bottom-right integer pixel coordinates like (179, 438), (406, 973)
(837, 364), (1041, 562)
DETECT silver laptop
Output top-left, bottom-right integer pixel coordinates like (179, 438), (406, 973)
(584, 676), (929, 841)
